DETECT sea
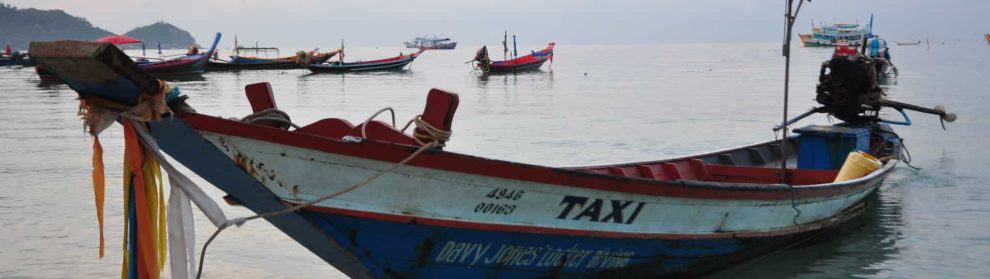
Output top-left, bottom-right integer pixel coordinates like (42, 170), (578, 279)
(0, 42), (988, 278)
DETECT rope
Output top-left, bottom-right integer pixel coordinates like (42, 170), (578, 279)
(900, 139), (921, 170)
(240, 108), (300, 129)
(400, 115), (452, 148)
(196, 141), (438, 279)
(359, 107), (396, 139)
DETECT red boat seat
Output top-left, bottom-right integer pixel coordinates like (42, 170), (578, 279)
(244, 82), (285, 129)
(608, 167), (635, 177)
(687, 159), (713, 181)
(297, 118), (354, 139)
(636, 165), (658, 179)
(347, 121), (418, 146)
(414, 89), (459, 146)
(660, 163), (682, 180)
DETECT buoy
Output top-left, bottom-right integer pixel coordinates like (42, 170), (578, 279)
(833, 150), (882, 182)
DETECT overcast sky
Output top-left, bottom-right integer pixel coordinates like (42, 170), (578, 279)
(6, 0), (989, 47)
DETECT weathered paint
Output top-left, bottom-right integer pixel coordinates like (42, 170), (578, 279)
(199, 132), (882, 237)
(148, 118), (376, 279)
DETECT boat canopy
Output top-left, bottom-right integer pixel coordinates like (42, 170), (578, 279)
(95, 35), (142, 46)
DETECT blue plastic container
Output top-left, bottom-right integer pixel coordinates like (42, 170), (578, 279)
(793, 125), (870, 170)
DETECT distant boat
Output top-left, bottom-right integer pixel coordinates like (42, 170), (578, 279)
(404, 35), (457, 49)
(867, 37), (898, 79)
(306, 49), (425, 73)
(895, 41), (921, 46)
(208, 47), (340, 71)
(0, 45), (32, 67)
(473, 42), (554, 74)
(35, 33), (221, 81)
(799, 23), (868, 47)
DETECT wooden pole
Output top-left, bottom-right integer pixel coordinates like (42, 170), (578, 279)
(780, 0), (805, 184)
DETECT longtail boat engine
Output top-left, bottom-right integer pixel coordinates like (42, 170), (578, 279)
(772, 43), (958, 174)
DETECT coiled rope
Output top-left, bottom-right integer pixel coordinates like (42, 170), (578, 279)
(401, 115), (451, 148)
(240, 108), (300, 130)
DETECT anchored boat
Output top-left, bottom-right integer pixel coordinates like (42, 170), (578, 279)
(29, 23), (955, 277)
(0, 45), (32, 66)
(207, 39), (341, 71)
(473, 42), (554, 74)
(35, 33), (221, 81)
(404, 36), (457, 50)
(306, 49), (424, 73)
(799, 23), (868, 47)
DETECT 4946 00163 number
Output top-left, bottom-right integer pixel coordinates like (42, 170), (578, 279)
(474, 187), (525, 215)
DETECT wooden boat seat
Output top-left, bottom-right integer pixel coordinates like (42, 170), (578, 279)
(706, 164), (838, 185)
(244, 86), (460, 146)
(351, 88), (459, 147)
(296, 118), (354, 139)
(244, 82), (286, 129)
(583, 159), (838, 185)
(416, 89), (459, 146)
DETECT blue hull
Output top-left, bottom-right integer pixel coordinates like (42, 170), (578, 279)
(297, 209), (856, 278)
(0, 57), (33, 67)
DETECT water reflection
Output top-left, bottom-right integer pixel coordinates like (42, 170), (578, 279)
(158, 74), (206, 82)
(475, 70), (554, 89)
(707, 189), (904, 278)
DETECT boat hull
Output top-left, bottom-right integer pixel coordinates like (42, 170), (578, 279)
(0, 56), (33, 67)
(799, 34), (863, 48)
(207, 60), (300, 71)
(145, 112), (896, 278)
(36, 56), (205, 82)
(482, 43), (554, 73)
(406, 42), (457, 50)
(307, 55), (419, 73)
(486, 58), (549, 73)
(296, 201), (867, 278)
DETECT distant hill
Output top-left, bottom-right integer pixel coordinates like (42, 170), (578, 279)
(123, 21), (198, 49)
(0, 3), (198, 51)
(0, 3), (113, 50)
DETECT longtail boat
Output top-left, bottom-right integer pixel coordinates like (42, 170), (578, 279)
(0, 54), (32, 66)
(306, 49), (424, 73)
(1, 45), (33, 66)
(27, 3), (956, 277)
(207, 50), (340, 71)
(35, 33), (221, 81)
(473, 42), (554, 74)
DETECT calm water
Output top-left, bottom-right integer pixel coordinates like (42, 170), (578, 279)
(1, 42), (988, 278)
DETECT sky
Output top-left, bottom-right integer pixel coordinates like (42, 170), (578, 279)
(5, 0), (989, 47)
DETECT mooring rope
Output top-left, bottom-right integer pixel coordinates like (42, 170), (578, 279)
(400, 115), (452, 148)
(359, 107), (397, 139)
